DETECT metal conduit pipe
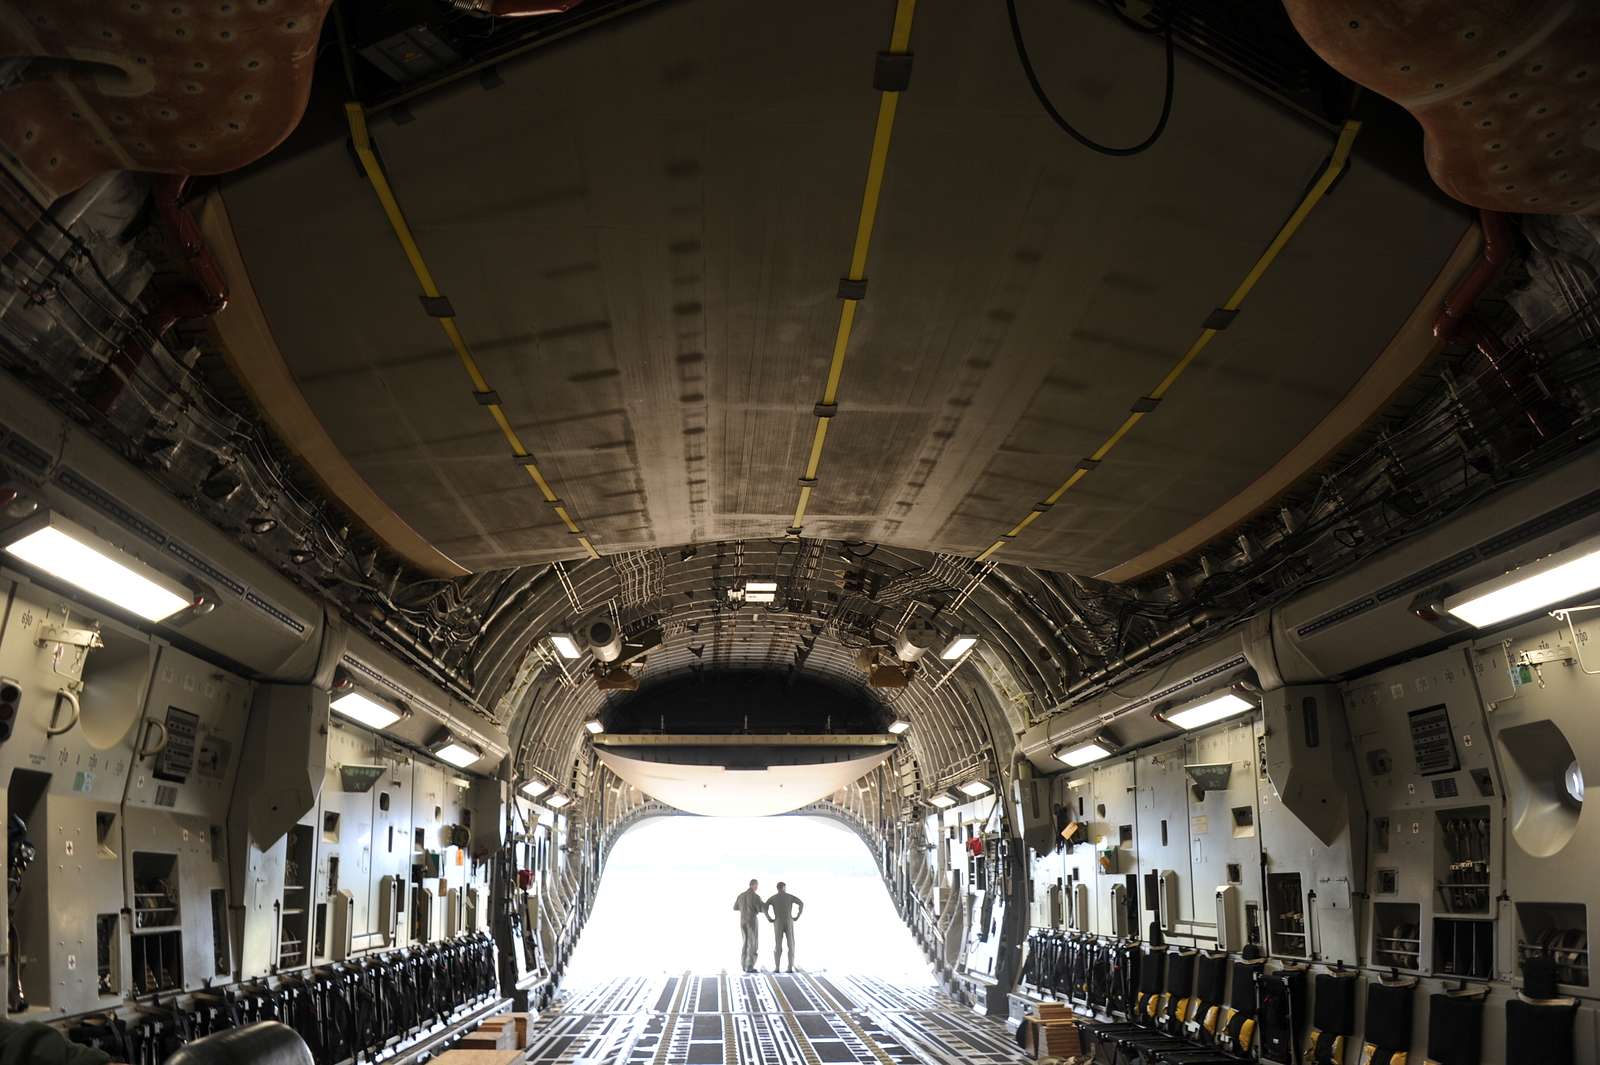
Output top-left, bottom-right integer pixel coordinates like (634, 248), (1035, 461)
(1433, 210), (1512, 341)
(370, 610), (479, 700)
(986, 568), (1093, 675)
(1060, 608), (1223, 703)
(958, 586), (1063, 707)
(1021, 568), (1111, 657)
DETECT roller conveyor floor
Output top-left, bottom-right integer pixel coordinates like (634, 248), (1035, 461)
(526, 970), (1031, 1065)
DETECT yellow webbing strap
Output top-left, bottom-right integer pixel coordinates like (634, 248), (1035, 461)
(343, 102), (599, 560)
(789, 0), (917, 535)
(976, 119), (1363, 562)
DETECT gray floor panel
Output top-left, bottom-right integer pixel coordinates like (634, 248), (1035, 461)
(526, 971), (1030, 1065)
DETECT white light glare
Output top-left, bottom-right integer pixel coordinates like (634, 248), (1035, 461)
(434, 741), (480, 768)
(1164, 691), (1256, 731)
(546, 792), (573, 809)
(549, 633), (582, 659)
(520, 780), (550, 798)
(940, 636), (977, 660)
(957, 779), (992, 797)
(584, 718), (605, 735)
(928, 793), (957, 809)
(1056, 739), (1114, 767)
(744, 580), (778, 592)
(330, 690), (405, 730)
(1442, 538), (1600, 627)
(888, 719), (911, 735)
(3, 518), (190, 622)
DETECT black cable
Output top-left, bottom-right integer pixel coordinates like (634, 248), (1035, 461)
(1006, 0), (1176, 157)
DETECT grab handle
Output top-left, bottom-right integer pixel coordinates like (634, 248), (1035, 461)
(46, 688), (81, 736)
(137, 717), (169, 759)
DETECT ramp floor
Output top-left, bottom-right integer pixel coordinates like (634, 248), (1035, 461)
(526, 970), (1030, 1064)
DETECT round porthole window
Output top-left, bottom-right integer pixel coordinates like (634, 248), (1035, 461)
(1564, 760), (1585, 806)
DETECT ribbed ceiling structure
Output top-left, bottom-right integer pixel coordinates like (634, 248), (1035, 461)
(470, 540), (1094, 794)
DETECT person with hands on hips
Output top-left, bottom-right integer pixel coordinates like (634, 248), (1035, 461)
(764, 881), (804, 973)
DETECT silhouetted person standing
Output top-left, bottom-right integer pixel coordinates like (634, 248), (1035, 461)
(765, 882), (804, 972)
(733, 879), (763, 972)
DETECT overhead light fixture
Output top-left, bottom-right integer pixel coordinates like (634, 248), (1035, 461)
(1055, 737), (1116, 767)
(957, 778), (992, 797)
(744, 592), (775, 603)
(940, 635), (978, 661)
(928, 793), (958, 810)
(549, 632), (582, 659)
(330, 688), (408, 730)
(584, 718), (605, 735)
(1441, 536), (1600, 628)
(2, 511), (191, 622)
(545, 792), (572, 809)
(1159, 690), (1256, 732)
(520, 779), (550, 798)
(888, 719), (911, 735)
(432, 737), (482, 768)
(744, 580), (777, 592)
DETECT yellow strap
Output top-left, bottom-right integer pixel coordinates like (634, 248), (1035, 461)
(342, 102), (599, 560)
(976, 119), (1362, 562)
(789, 0), (916, 533)
(1238, 1017), (1255, 1051)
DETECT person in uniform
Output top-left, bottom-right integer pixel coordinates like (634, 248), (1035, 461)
(733, 878), (764, 972)
(764, 882), (804, 972)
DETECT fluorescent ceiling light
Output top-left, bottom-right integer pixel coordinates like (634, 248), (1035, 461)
(584, 718), (605, 735)
(940, 635), (977, 660)
(744, 591), (775, 603)
(957, 779), (992, 797)
(888, 719), (911, 735)
(545, 792), (572, 809)
(1442, 537), (1600, 627)
(929, 793), (957, 809)
(1163, 691), (1256, 731)
(520, 780), (550, 798)
(744, 580), (778, 592)
(433, 741), (481, 768)
(1056, 739), (1114, 767)
(330, 689), (406, 730)
(549, 632), (582, 659)
(3, 513), (190, 622)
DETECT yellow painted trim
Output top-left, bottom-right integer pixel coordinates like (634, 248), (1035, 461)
(788, 0), (917, 535)
(342, 102), (599, 561)
(975, 120), (1362, 562)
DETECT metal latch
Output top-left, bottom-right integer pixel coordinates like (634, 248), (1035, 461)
(36, 625), (103, 650)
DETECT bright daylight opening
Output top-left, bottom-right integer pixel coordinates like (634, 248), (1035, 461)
(563, 815), (933, 986)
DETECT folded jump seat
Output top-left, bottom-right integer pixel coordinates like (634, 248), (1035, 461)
(1360, 976), (1415, 1065)
(1081, 948), (1160, 1064)
(1424, 987), (1485, 1065)
(1142, 952), (1242, 1064)
(1303, 969), (1358, 1065)
(1106, 949), (1200, 1065)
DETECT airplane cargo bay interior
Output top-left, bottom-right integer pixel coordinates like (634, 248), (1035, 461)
(2, 1), (1600, 1064)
